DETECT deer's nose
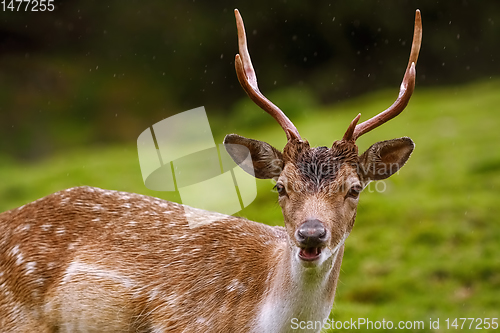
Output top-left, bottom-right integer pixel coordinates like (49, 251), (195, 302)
(296, 219), (328, 247)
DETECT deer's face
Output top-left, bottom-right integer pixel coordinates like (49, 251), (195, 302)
(224, 134), (414, 266)
(277, 140), (360, 264)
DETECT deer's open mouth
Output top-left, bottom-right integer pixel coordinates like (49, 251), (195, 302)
(299, 247), (322, 261)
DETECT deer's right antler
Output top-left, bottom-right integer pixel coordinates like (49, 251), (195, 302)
(234, 9), (302, 142)
(342, 9), (422, 142)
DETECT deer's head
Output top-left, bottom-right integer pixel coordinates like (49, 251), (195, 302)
(225, 9), (422, 266)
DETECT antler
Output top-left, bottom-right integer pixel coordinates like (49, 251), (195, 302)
(234, 9), (302, 142)
(343, 9), (423, 142)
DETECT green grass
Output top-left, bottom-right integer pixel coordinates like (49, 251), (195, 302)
(1, 79), (499, 332)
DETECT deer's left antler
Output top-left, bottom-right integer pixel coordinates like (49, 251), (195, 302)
(343, 9), (422, 142)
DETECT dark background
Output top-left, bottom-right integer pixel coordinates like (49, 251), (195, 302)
(0, 0), (498, 160)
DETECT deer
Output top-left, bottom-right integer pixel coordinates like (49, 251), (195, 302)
(0, 9), (422, 333)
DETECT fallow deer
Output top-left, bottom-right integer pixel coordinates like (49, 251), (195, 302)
(0, 9), (422, 333)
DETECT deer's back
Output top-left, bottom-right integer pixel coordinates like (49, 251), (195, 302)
(0, 186), (287, 332)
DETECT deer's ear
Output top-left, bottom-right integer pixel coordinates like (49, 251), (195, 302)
(224, 134), (284, 179)
(358, 137), (414, 181)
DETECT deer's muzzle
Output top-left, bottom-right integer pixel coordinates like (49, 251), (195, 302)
(296, 219), (328, 261)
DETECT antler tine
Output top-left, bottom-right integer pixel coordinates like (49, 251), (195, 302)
(234, 9), (302, 142)
(343, 10), (422, 142)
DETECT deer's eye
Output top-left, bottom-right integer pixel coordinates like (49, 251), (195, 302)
(274, 183), (286, 196)
(347, 184), (362, 199)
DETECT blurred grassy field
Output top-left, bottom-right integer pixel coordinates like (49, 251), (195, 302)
(1, 79), (499, 332)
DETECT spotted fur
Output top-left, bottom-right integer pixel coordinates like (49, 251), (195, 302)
(0, 187), (292, 332)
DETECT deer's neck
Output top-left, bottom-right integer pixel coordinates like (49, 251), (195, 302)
(254, 241), (344, 333)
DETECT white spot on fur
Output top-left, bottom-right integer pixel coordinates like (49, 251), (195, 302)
(41, 224), (52, 231)
(118, 193), (133, 200)
(10, 303), (22, 317)
(16, 253), (24, 265)
(92, 204), (103, 211)
(62, 261), (135, 288)
(227, 278), (244, 292)
(183, 205), (230, 228)
(25, 262), (36, 275)
(158, 202), (170, 209)
(0, 281), (9, 295)
(148, 288), (161, 302)
(34, 278), (45, 286)
(11, 245), (24, 265)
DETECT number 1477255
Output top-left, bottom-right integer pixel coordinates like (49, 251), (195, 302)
(2, 0), (54, 11)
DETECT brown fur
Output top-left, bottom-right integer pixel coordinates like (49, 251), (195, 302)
(0, 187), (293, 332)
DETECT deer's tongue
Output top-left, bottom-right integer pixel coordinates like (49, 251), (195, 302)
(299, 247), (321, 260)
